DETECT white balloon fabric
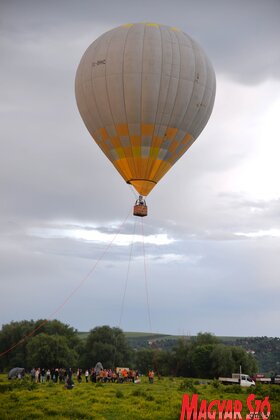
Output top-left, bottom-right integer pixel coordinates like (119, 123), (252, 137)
(75, 23), (216, 196)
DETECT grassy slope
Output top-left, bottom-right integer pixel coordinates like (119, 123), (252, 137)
(78, 331), (176, 341)
(0, 375), (280, 419)
(78, 331), (242, 342)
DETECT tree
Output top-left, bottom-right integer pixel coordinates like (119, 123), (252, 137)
(0, 320), (37, 370)
(134, 349), (154, 374)
(152, 349), (173, 376)
(231, 346), (258, 375)
(171, 333), (258, 379)
(172, 338), (193, 377)
(195, 332), (219, 346)
(26, 334), (78, 369)
(211, 344), (234, 377)
(133, 348), (171, 376)
(39, 319), (80, 348)
(82, 326), (132, 369)
(191, 344), (215, 378)
(0, 319), (80, 370)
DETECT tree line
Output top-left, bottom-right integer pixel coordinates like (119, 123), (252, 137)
(225, 336), (280, 374)
(0, 320), (258, 378)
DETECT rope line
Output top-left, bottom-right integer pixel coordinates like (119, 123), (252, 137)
(118, 218), (137, 328)
(141, 218), (152, 333)
(128, 183), (138, 199)
(0, 208), (131, 358)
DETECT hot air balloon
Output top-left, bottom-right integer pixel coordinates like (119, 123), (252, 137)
(75, 23), (215, 216)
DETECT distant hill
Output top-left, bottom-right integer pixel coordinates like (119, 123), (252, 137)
(78, 331), (245, 348)
(78, 331), (280, 374)
(78, 331), (245, 352)
(223, 336), (280, 374)
(78, 331), (180, 350)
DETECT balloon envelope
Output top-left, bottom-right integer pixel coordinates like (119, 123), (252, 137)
(75, 23), (216, 196)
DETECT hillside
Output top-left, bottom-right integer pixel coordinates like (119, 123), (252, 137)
(78, 331), (280, 374)
(224, 336), (280, 374)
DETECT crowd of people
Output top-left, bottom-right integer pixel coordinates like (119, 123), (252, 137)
(28, 366), (154, 389)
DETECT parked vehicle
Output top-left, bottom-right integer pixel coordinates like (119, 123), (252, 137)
(252, 374), (271, 384)
(219, 373), (255, 387)
(272, 375), (280, 385)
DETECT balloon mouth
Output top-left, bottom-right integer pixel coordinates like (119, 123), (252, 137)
(127, 179), (157, 196)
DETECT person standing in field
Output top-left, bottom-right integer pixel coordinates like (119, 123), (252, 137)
(35, 368), (40, 383)
(41, 368), (46, 383)
(77, 368), (82, 383)
(85, 369), (89, 383)
(30, 368), (36, 382)
(148, 370), (154, 384)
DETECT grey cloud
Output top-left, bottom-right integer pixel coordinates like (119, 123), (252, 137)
(2, 0), (280, 84)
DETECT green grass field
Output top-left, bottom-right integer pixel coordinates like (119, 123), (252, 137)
(1, 374), (280, 419)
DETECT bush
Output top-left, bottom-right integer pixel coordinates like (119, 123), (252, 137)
(265, 386), (280, 401)
(0, 378), (37, 393)
(145, 394), (155, 401)
(211, 379), (220, 389)
(0, 383), (13, 393)
(223, 385), (242, 394)
(178, 379), (198, 393)
(131, 388), (147, 397)
(115, 389), (124, 398)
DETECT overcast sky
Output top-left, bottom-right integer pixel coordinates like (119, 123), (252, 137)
(1, 0), (280, 337)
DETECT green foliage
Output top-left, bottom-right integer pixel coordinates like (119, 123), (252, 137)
(223, 336), (280, 374)
(223, 384), (242, 394)
(0, 383), (14, 393)
(0, 319), (80, 370)
(0, 320), (34, 370)
(0, 322), (260, 382)
(191, 344), (215, 378)
(230, 346), (258, 375)
(178, 378), (197, 393)
(0, 375), (186, 419)
(211, 344), (234, 377)
(26, 333), (78, 369)
(195, 332), (219, 346)
(211, 378), (220, 389)
(252, 383), (280, 401)
(172, 333), (257, 379)
(134, 349), (154, 374)
(1, 374), (280, 419)
(126, 333), (280, 375)
(115, 389), (124, 398)
(131, 388), (147, 397)
(267, 386), (280, 401)
(172, 338), (192, 377)
(152, 349), (173, 376)
(81, 325), (132, 369)
(0, 377), (37, 393)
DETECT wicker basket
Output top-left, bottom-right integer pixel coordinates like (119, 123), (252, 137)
(133, 205), (148, 217)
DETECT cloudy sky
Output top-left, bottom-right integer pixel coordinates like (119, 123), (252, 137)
(1, 0), (280, 337)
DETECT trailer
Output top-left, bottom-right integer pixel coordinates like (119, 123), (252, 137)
(272, 375), (280, 385)
(219, 373), (255, 387)
(253, 374), (271, 384)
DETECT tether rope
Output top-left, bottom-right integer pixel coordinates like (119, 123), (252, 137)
(141, 218), (152, 333)
(128, 183), (138, 199)
(118, 218), (137, 329)
(0, 208), (131, 358)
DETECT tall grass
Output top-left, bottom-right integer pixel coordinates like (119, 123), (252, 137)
(0, 374), (279, 419)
